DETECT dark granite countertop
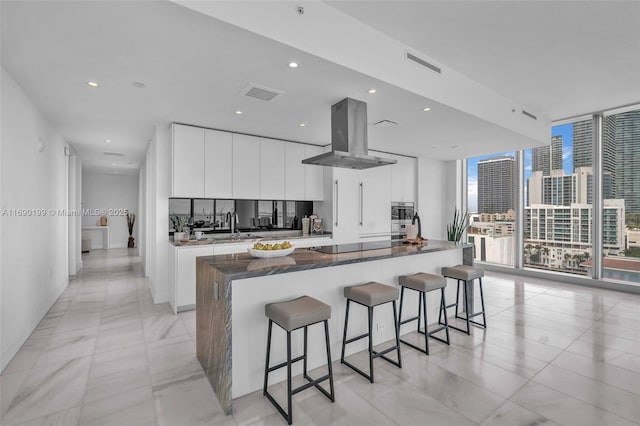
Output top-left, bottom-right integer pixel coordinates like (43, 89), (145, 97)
(196, 239), (472, 281)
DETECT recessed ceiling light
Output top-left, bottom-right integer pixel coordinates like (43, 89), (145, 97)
(114, 171), (118, 174)
(235, 110), (242, 115)
(87, 81), (99, 88)
(112, 163), (116, 166)
(132, 82), (146, 88)
(423, 107), (431, 111)
(368, 89), (377, 94)
(105, 139), (111, 143)
(288, 62), (299, 68)
(299, 123), (306, 127)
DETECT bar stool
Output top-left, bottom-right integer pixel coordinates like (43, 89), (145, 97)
(441, 265), (486, 334)
(397, 273), (450, 355)
(341, 282), (402, 383)
(264, 296), (335, 425)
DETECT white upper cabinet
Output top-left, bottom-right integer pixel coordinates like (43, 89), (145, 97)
(304, 145), (325, 201)
(285, 143), (306, 200)
(204, 129), (232, 199)
(172, 124), (205, 197)
(259, 138), (285, 200)
(232, 134), (260, 199)
(390, 155), (416, 203)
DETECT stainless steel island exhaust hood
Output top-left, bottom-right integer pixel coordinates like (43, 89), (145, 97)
(302, 97), (397, 169)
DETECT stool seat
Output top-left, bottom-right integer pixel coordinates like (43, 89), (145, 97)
(265, 296), (331, 331)
(441, 265), (484, 281)
(344, 282), (399, 307)
(399, 273), (446, 293)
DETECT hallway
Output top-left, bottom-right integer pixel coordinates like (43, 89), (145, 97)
(1, 249), (640, 425)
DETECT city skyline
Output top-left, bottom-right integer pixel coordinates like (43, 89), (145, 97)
(468, 123), (574, 212)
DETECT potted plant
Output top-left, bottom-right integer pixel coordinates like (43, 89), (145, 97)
(172, 215), (187, 241)
(446, 208), (469, 243)
(127, 212), (136, 248)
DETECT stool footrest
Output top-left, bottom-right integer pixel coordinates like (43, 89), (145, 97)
(468, 312), (483, 319)
(344, 332), (369, 345)
(303, 374), (335, 401)
(372, 345), (399, 358)
(399, 315), (420, 326)
(291, 374), (331, 396)
(267, 355), (305, 373)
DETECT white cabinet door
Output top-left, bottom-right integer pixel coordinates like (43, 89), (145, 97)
(285, 143), (306, 200)
(204, 129), (233, 199)
(390, 155), (416, 202)
(360, 165), (391, 237)
(331, 168), (361, 244)
(172, 124), (205, 197)
(305, 145), (324, 200)
(232, 134), (260, 199)
(259, 138), (285, 200)
(402, 156), (416, 203)
(176, 246), (214, 311)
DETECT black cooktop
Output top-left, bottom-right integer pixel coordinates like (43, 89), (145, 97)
(312, 240), (396, 254)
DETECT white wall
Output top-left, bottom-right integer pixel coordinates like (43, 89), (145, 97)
(81, 172), (139, 249)
(141, 124), (170, 304)
(1, 67), (69, 372)
(68, 152), (82, 275)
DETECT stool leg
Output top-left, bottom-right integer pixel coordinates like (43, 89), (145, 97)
(441, 287), (450, 344)
(368, 306), (374, 383)
(421, 292), (429, 355)
(398, 286), (406, 333)
(463, 280), (471, 334)
(341, 300), (351, 363)
(392, 300), (402, 368)
(286, 331), (293, 425)
(455, 279), (461, 319)
(324, 320), (336, 402)
(417, 290), (422, 333)
(479, 278), (487, 327)
(303, 325), (308, 377)
(263, 320), (273, 395)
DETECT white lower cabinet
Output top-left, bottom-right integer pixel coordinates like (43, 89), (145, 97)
(169, 244), (215, 314)
(168, 236), (333, 313)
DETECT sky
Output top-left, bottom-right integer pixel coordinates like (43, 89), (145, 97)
(467, 123), (574, 213)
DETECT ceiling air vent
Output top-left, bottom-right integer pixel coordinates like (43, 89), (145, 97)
(240, 83), (284, 102)
(371, 119), (399, 128)
(522, 110), (538, 120)
(406, 52), (441, 74)
(103, 152), (125, 157)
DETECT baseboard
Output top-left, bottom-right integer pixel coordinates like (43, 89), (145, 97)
(479, 263), (640, 295)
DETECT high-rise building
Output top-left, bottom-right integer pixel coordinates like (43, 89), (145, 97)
(612, 110), (640, 213)
(573, 118), (616, 177)
(532, 135), (563, 176)
(573, 119), (593, 171)
(478, 156), (514, 214)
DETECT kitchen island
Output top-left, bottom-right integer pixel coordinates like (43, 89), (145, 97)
(196, 240), (473, 414)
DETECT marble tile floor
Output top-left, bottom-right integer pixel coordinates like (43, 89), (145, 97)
(2, 249), (640, 425)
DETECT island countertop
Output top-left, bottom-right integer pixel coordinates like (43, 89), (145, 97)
(197, 239), (472, 279)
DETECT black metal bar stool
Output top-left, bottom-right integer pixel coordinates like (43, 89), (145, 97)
(264, 296), (335, 425)
(397, 273), (450, 355)
(440, 265), (486, 334)
(340, 282), (402, 383)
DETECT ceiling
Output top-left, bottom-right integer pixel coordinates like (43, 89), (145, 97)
(329, 0), (640, 121)
(2, 1), (638, 175)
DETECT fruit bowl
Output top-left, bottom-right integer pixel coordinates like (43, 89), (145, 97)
(247, 242), (295, 258)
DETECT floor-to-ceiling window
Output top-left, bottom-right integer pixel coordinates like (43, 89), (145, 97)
(524, 119), (593, 275)
(466, 105), (640, 286)
(599, 108), (640, 283)
(467, 152), (516, 266)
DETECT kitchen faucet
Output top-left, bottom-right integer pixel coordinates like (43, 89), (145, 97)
(412, 212), (422, 239)
(230, 211), (240, 239)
